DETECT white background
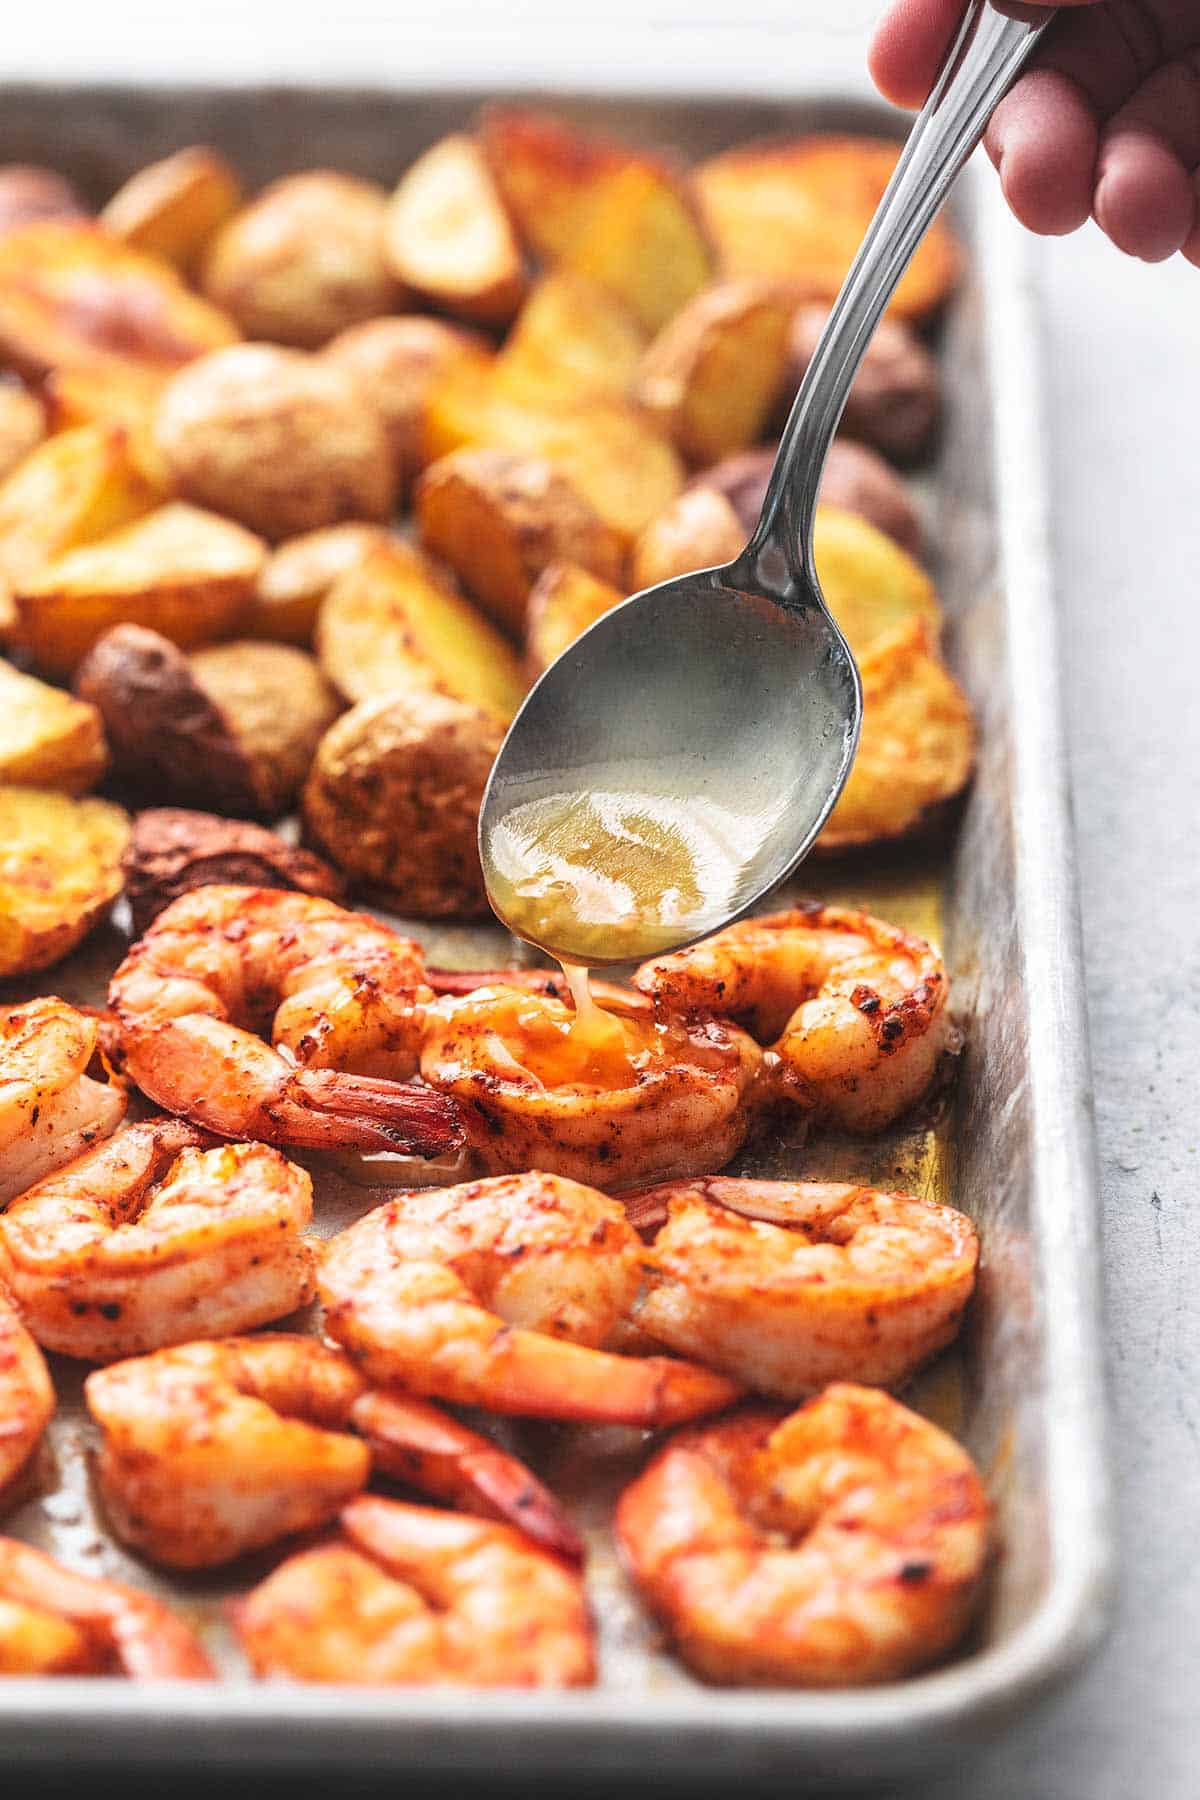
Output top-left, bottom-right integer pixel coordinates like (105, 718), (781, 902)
(5, 4), (1198, 1795)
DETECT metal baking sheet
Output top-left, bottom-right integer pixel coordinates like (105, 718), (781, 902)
(0, 83), (1111, 1782)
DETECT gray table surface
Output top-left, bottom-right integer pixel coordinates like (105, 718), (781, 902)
(4, 8), (1197, 1794)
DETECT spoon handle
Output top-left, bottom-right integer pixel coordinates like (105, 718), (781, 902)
(745, 0), (1051, 594)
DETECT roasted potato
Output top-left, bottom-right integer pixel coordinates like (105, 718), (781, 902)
(0, 166), (85, 234)
(247, 523), (388, 645)
(786, 305), (940, 463)
(303, 690), (504, 917)
(630, 486), (744, 592)
(0, 424), (162, 645)
(202, 172), (399, 349)
(525, 562), (625, 677)
(154, 344), (395, 541)
(634, 281), (796, 464)
(100, 147), (243, 275)
(0, 385), (44, 485)
(0, 222), (238, 383)
(694, 439), (922, 558)
(695, 135), (960, 323)
(0, 658), (107, 793)
(384, 135), (525, 327)
(480, 107), (712, 331)
(15, 501), (264, 677)
(324, 315), (488, 495)
(76, 626), (339, 816)
(813, 505), (939, 657)
(424, 357), (683, 545)
(123, 807), (345, 934)
(415, 447), (625, 637)
(496, 272), (646, 408)
(818, 617), (975, 851)
(315, 538), (526, 723)
(0, 785), (129, 977)
(41, 363), (170, 487)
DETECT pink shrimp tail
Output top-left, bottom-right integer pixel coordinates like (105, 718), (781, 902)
(293, 1069), (465, 1155)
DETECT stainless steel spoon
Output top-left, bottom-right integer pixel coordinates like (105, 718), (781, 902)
(480, 0), (1050, 965)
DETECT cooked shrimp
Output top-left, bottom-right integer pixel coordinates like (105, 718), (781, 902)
(108, 886), (462, 1156)
(0, 1291), (54, 1493)
(85, 1334), (580, 1567)
(426, 967), (653, 1016)
(624, 1178), (977, 1397)
(635, 905), (950, 1132)
(616, 1384), (990, 1686)
(420, 983), (761, 1188)
(319, 1174), (742, 1427)
(0, 1119), (315, 1361)
(0, 997), (126, 1206)
(235, 1495), (594, 1687)
(0, 1538), (214, 1678)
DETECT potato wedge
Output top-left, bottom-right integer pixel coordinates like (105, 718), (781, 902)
(525, 562), (625, 677)
(124, 807), (345, 935)
(324, 315), (488, 495)
(424, 357), (683, 545)
(635, 280), (796, 464)
(316, 539), (526, 723)
(0, 385), (44, 485)
(384, 134), (525, 327)
(154, 344), (395, 541)
(0, 785), (129, 977)
(100, 147), (242, 275)
(76, 627), (339, 817)
(16, 501), (264, 676)
(786, 305), (940, 463)
(480, 107), (712, 330)
(496, 272), (646, 408)
(0, 424), (162, 646)
(630, 486), (744, 592)
(696, 135), (960, 323)
(42, 363), (171, 487)
(0, 658), (107, 793)
(0, 222), (239, 382)
(247, 523), (389, 645)
(818, 617), (975, 851)
(202, 172), (399, 349)
(415, 447), (625, 637)
(303, 690), (504, 917)
(696, 440), (922, 558)
(0, 166), (85, 234)
(813, 505), (939, 656)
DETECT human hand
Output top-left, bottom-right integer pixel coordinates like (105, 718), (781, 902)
(870, 0), (1200, 263)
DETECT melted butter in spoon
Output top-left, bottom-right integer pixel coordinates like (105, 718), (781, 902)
(484, 787), (781, 966)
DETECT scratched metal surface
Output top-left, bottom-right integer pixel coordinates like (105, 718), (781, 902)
(0, 85), (1109, 1782)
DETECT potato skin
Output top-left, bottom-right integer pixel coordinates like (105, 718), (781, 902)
(630, 486), (744, 592)
(155, 343), (396, 541)
(0, 785), (129, 978)
(202, 171), (399, 348)
(695, 439), (921, 558)
(786, 305), (940, 464)
(324, 315), (487, 495)
(188, 639), (342, 816)
(416, 447), (625, 637)
(123, 807), (344, 934)
(303, 690), (504, 918)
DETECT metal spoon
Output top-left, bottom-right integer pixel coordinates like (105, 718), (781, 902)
(480, 0), (1050, 965)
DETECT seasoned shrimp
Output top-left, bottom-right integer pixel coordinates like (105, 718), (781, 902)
(0, 1291), (54, 1493)
(420, 983), (761, 1188)
(235, 1495), (594, 1687)
(0, 1119), (315, 1360)
(616, 1385), (990, 1686)
(635, 905), (950, 1132)
(0, 997), (126, 1206)
(85, 1334), (579, 1567)
(624, 1178), (978, 1396)
(318, 1174), (742, 1426)
(0, 1538), (214, 1678)
(109, 886), (462, 1155)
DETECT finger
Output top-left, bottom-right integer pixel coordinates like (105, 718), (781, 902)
(1038, 1), (1200, 118)
(984, 69), (1098, 234)
(870, 0), (1098, 111)
(1095, 128), (1196, 259)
